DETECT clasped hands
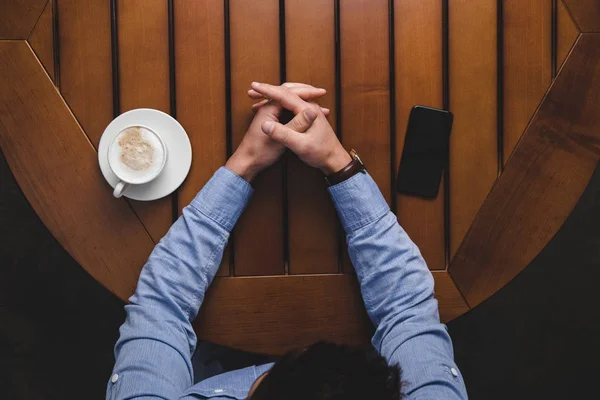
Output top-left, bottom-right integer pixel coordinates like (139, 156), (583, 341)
(225, 82), (351, 182)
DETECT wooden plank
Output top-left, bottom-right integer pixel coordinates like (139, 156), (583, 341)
(229, 0), (283, 276)
(175, 0), (229, 276)
(340, 0), (390, 202)
(557, 0), (580, 69)
(0, 41), (154, 301)
(448, 0), (498, 259)
(118, 0), (173, 243)
(195, 274), (371, 354)
(433, 271), (470, 322)
(28, 0), (54, 82)
(394, 0), (445, 270)
(195, 271), (466, 354)
(450, 35), (600, 307)
(285, 0), (338, 274)
(0, 0), (48, 39)
(58, 0), (113, 147)
(503, 0), (552, 164)
(564, 0), (600, 32)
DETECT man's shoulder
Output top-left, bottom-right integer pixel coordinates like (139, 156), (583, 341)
(179, 363), (273, 400)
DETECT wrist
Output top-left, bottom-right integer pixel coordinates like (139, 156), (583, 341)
(320, 147), (352, 175)
(225, 152), (261, 183)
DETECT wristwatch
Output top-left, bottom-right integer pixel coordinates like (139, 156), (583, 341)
(325, 149), (366, 186)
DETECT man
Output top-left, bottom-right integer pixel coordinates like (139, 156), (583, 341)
(106, 82), (468, 399)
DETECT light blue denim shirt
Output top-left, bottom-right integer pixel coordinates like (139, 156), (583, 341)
(107, 166), (468, 399)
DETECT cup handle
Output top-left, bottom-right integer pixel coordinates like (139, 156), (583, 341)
(113, 181), (129, 198)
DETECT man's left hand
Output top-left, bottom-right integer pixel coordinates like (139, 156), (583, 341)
(225, 82), (328, 182)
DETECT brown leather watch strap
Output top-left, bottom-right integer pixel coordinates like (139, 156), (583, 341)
(325, 149), (365, 186)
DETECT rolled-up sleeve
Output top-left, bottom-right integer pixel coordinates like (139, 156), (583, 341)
(107, 167), (252, 399)
(329, 171), (468, 399)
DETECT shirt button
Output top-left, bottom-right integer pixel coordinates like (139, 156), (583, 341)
(450, 368), (459, 377)
(111, 374), (119, 383)
(213, 389), (224, 393)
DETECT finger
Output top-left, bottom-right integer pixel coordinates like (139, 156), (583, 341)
(281, 82), (327, 95)
(308, 101), (330, 116)
(248, 89), (266, 99)
(281, 82), (321, 89)
(251, 99), (270, 109)
(261, 120), (306, 153)
(252, 98), (329, 115)
(248, 86), (326, 100)
(287, 107), (319, 133)
(250, 82), (308, 114)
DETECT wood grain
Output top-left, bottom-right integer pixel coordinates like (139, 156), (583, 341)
(340, 0), (390, 202)
(0, 41), (154, 301)
(448, 0), (498, 259)
(195, 274), (371, 354)
(0, 0), (48, 39)
(28, 0), (54, 82)
(433, 271), (470, 322)
(285, 0), (338, 274)
(503, 0), (552, 165)
(394, 0), (445, 270)
(194, 271), (468, 354)
(557, 0), (580, 69)
(118, 0), (173, 243)
(229, 0), (284, 276)
(450, 34), (600, 307)
(564, 0), (600, 32)
(195, 270), (466, 354)
(58, 0), (113, 146)
(174, 0), (229, 276)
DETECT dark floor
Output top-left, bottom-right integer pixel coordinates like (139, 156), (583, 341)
(1, 149), (599, 399)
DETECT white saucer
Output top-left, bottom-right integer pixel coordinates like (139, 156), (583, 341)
(98, 108), (192, 201)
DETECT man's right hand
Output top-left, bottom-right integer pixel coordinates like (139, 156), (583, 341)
(250, 82), (352, 175)
(225, 83), (327, 182)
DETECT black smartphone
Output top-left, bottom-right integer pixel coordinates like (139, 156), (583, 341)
(396, 105), (453, 199)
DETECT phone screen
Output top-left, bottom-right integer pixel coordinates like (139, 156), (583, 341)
(396, 105), (453, 199)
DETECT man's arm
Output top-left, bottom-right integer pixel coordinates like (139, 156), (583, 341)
(107, 167), (253, 399)
(250, 82), (468, 399)
(329, 173), (467, 399)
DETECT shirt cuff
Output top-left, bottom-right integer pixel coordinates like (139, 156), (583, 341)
(328, 171), (390, 233)
(190, 166), (253, 232)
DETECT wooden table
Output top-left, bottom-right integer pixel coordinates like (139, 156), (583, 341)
(1, 0), (600, 354)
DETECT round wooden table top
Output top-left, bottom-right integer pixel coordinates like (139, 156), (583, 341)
(1, 0), (599, 354)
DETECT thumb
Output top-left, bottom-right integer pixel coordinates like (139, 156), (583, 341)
(262, 120), (305, 152)
(287, 107), (319, 133)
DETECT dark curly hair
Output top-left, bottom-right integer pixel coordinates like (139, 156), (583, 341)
(249, 341), (402, 400)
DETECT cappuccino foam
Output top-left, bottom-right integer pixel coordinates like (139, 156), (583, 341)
(109, 126), (165, 183)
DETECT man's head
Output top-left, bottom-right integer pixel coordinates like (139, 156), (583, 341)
(248, 341), (401, 400)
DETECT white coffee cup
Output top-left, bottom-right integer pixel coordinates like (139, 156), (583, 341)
(108, 125), (168, 198)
